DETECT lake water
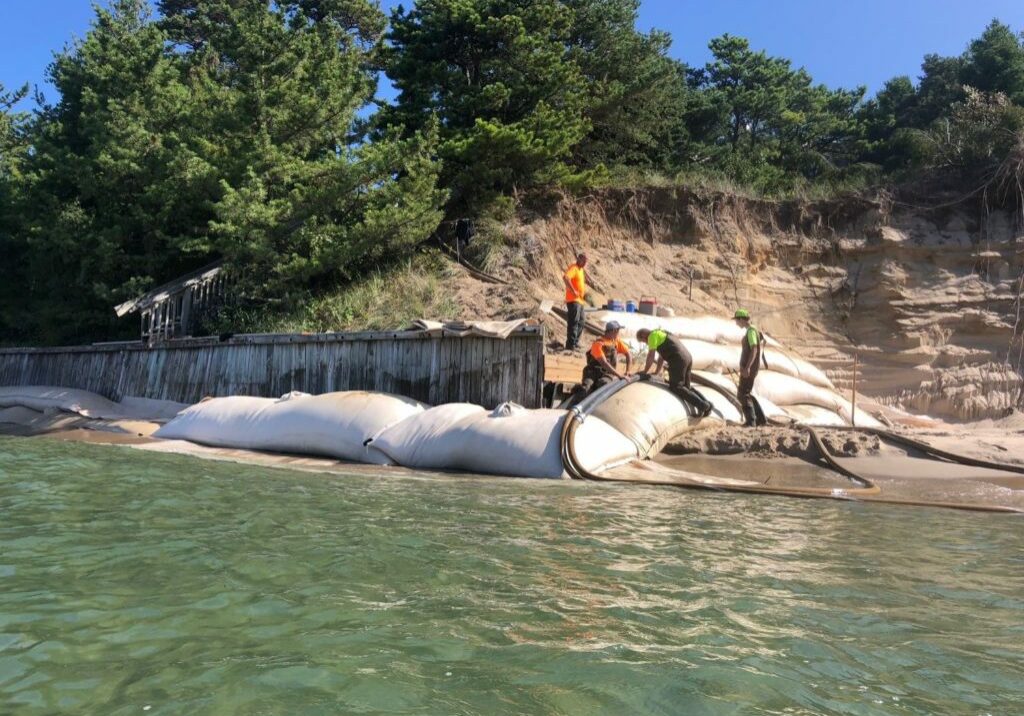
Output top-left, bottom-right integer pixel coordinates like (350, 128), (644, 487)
(0, 436), (1022, 715)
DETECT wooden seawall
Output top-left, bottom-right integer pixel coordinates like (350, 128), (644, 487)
(0, 328), (545, 409)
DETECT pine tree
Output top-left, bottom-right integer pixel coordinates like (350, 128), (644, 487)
(564, 0), (692, 171)
(0, 83), (30, 342)
(159, 0), (446, 301)
(22, 0), (203, 343)
(382, 0), (589, 211)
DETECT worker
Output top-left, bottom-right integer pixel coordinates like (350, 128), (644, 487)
(578, 320), (632, 398)
(562, 253), (588, 351)
(636, 328), (713, 418)
(733, 308), (766, 427)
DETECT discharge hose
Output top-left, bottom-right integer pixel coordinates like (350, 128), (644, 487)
(559, 376), (1023, 513)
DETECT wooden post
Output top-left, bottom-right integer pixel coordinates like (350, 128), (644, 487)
(851, 352), (858, 427)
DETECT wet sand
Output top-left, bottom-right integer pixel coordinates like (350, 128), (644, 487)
(3, 412), (1024, 512)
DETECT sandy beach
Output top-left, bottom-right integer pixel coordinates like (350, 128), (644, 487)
(4, 405), (1023, 512)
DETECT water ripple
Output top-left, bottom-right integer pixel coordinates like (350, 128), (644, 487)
(0, 436), (1022, 715)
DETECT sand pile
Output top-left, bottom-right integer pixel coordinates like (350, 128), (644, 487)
(664, 425), (881, 459)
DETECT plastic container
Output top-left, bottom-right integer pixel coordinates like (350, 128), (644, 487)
(639, 296), (658, 315)
(625, 300), (638, 313)
(607, 300), (625, 312)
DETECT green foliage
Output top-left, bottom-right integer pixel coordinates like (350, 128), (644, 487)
(961, 20), (1024, 102)
(857, 19), (1024, 178)
(19, 0), (202, 343)
(0, 83), (30, 341)
(383, 0), (589, 211)
(207, 253), (460, 334)
(688, 34), (866, 192)
(4, 4), (1024, 346)
(6, 0), (446, 344)
(565, 0), (693, 171)
(908, 88), (1024, 173)
(211, 127), (446, 303)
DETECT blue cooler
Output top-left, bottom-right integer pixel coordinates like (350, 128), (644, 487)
(625, 300), (638, 313)
(607, 300), (625, 312)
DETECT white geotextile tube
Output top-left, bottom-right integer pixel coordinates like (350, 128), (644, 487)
(780, 404), (852, 427)
(692, 371), (788, 421)
(373, 402), (636, 478)
(591, 381), (696, 457)
(155, 391), (427, 464)
(752, 372), (884, 428)
(0, 385), (190, 420)
(590, 310), (834, 390)
(589, 310), (781, 348)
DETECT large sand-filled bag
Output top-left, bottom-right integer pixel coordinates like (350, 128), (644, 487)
(752, 372), (884, 427)
(590, 311), (834, 389)
(589, 311), (780, 348)
(373, 403), (636, 478)
(781, 404), (850, 428)
(0, 385), (125, 418)
(0, 386), (187, 421)
(692, 371), (788, 422)
(592, 382), (690, 456)
(154, 391), (427, 464)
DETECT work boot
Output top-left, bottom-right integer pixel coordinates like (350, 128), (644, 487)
(742, 402), (757, 427)
(693, 391), (714, 418)
(680, 387), (714, 418)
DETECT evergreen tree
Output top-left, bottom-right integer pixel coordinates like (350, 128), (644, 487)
(911, 54), (966, 127)
(383, 0), (589, 210)
(564, 0), (692, 171)
(691, 34), (865, 190)
(960, 20), (1024, 102)
(21, 0), (203, 343)
(0, 83), (30, 342)
(158, 0), (446, 301)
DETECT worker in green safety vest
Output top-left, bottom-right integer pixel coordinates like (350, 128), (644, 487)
(733, 308), (767, 427)
(636, 328), (714, 418)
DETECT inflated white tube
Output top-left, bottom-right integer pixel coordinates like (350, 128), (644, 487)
(377, 403), (571, 477)
(591, 381), (700, 457)
(154, 391), (427, 464)
(782, 404), (850, 427)
(373, 403), (636, 478)
(589, 311), (781, 348)
(752, 371), (844, 410)
(572, 415), (641, 474)
(0, 385), (127, 419)
(752, 372), (884, 427)
(693, 371), (788, 422)
(619, 335), (834, 390)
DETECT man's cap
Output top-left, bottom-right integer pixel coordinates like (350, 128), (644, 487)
(605, 320), (622, 332)
(734, 309), (750, 319)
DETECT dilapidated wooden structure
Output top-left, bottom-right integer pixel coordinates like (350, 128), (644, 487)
(0, 327), (546, 409)
(114, 261), (228, 345)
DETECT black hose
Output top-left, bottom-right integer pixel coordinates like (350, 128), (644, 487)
(559, 378), (1024, 514)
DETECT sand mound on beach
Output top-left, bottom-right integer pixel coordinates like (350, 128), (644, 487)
(664, 425), (882, 459)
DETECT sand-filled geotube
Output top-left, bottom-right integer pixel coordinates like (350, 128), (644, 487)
(4, 375), (1023, 511)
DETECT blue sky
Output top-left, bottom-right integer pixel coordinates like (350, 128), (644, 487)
(3, 0), (1024, 108)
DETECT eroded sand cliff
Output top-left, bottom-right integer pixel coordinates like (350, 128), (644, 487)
(446, 187), (1024, 422)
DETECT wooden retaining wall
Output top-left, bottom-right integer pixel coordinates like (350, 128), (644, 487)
(0, 328), (546, 409)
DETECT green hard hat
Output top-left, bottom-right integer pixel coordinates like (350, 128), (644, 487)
(734, 309), (750, 319)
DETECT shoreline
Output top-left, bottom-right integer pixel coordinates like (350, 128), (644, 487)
(4, 410), (1023, 512)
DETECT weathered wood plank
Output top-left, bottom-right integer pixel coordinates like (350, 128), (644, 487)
(0, 328), (545, 409)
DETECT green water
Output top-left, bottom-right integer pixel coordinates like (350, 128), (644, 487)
(0, 437), (1022, 716)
